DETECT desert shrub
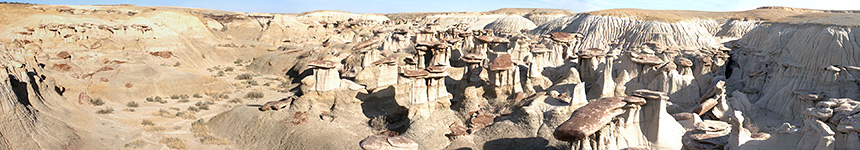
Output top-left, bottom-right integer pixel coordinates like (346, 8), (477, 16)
(369, 116), (388, 131)
(193, 94), (203, 98)
(146, 97), (155, 102)
(191, 119), (209, 137)
(180, 94), (190, 99)
(224, 67), (234, 72)
(96, 107), (113, 114)
(141, 119), (155, 126)
(263, 82), (271, 86)
(153, 109), (174, 118)
(175, 111), (196, 120)
(160, 136), (186, 150)
(195, 102), (210, 110)
(228, 98), (242, 103)
(178, 99), (190, 103)
(234, 59), (243, 65)
(127, 101), (139, 107)
(235, 73), (253, 80)
(215, 71), (225, 77)
(91, 98), (105, 106)
(244, 92), (264, 99)
(188, 106), (199, 112)
(200, 135), (228, 145)
(144, 126), (166, 132)
(170, 95), (180, 99)
(124, 108), (135, 112)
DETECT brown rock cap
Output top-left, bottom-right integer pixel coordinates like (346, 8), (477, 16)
(401, 69), (429, 77)
(675, 57), (693, 67)
(371, 56), (397, 65)
(631, 54), (664, 65)
(308, 60), (337, 69)
(488, 54), (515, 71)
(461, 53), (485, 63)
(426, 65), (447, 73)
(549, 32), (582, 43)
(476, 35), (509, 43)
(578, 48), (605, 59)
(554, 96), (629, 141)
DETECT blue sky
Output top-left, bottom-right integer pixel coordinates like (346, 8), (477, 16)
(12, 0), (860, 14)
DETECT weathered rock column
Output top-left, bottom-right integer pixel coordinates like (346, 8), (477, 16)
(632, 89), (685, 150)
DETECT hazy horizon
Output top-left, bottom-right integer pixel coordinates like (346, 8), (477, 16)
(10, 0), (860, 14)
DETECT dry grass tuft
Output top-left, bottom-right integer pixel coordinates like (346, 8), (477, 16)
(191, 119), (229, 145)
(159, 136), (186, 150)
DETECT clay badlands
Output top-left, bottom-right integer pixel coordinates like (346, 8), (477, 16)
(3, 2), (860, 150)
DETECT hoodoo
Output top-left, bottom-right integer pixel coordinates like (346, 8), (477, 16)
(2, 2), (859, 150)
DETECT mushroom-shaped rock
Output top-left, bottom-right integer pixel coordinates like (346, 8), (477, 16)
(432, 43), (451, 49)
(308, 60), (337, 69)
(488, 54), (515, 71)
(621, 96), (647, 106)
(476, 35), (509, 43)
(404, 57), (417, 65)
(549, 32), (581, 43)
(426, 65), (447, 73)
(461, 53), (485, 64)
(675, 57), (693, 67)
(371, 56), (397, 65)
(697, 56), (713, 66)
(632, 89), (668, 101)
(554, 96), (636, 141)
(793, 90), (823, 101)
(577, 48), (605, 59)
(401, 70), (429, 77)
(631, 54), (664, 65)
(531, 45), (550, 54)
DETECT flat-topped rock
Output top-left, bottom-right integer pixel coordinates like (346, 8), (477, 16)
(631, 89), (668, 100)
(577, 48), (605, 58)
(689, 133), (729, 146)
(554, 96), (629, 141)
(630, 54), (664, 65)
(426, 65), (447, 73)
(488, 54), (515, 71)
(694, 120), (730, 132)
(675, 57), (693, 67)
(793, 89), (822, 101)
(308, 60), (337, 69)
(549, 32), (581, 43)
(371, 56), (397, 65)
(401, 69), (429, 77)
(476, 35), (509, 43)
